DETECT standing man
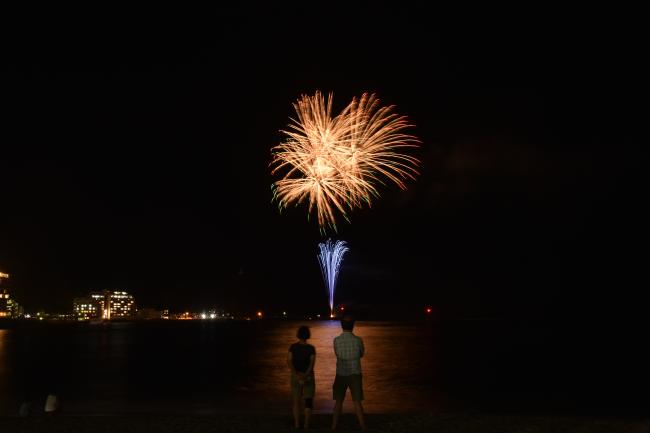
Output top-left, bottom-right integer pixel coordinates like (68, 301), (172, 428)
(332, 316), (366, 431)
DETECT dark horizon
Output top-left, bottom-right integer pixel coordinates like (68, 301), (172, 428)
(1, 6), (646, 318)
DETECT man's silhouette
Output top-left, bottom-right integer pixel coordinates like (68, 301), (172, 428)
(332, 316), (365, 430)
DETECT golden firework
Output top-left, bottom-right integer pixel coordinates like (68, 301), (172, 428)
(270, 91), (420, 231)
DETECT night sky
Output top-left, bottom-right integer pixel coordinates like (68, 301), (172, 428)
(2, 6), (646, 317)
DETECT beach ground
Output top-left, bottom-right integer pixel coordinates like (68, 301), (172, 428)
(1, 412), (649, 433)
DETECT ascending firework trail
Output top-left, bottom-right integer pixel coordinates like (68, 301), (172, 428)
(317, 239), (349, 318)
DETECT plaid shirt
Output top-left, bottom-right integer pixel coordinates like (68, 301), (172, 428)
(333, 331), (365, 376)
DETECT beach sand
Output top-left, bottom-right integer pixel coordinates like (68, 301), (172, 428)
(1, 412), (649, 433)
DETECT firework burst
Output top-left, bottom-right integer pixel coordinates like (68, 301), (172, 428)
(270, 91), (420, 232)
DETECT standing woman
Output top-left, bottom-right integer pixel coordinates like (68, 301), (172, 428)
(287, 325), (316, 429)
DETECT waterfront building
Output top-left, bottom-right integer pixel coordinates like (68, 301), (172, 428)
(73, 297), (100, 320)
(1, 289), (24, 318)
(73, 290), (136, 320)
(0, 289), (10, 318)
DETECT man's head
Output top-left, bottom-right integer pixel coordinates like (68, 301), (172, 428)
(341, 316), (355, 331)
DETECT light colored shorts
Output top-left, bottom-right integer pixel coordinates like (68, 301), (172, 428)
(291, 372), (315, 399)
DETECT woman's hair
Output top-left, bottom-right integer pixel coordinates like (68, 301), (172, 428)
(297, 325), (311, 340)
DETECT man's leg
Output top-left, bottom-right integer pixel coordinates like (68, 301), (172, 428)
(350, 375), (366, 430)
(332, 398), (343, 430)
(353, 400), (366, 431)
(332, 375), (346, 430)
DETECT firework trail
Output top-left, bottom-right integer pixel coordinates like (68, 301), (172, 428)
(270, 91), (420, 232)
(318, 239), (349, 318)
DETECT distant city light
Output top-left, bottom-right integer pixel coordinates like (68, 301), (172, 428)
(210, 313), (216, 319)
(425, 307), (432, 314)
(200, 313), (207, 320)
(257, 311), (263, 318)
(282, 311), (287, 316)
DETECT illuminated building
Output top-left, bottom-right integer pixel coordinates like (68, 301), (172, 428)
(1, 293), (24, 319)
(8, 299), (23, 318)
(0, 272), (10, 317)
(73, 297), (99, 320)
(1, 272), (23, 318)
(74, 290), (136, 321)
(0, 290), (11, 318)
(108, 291), (136, 318)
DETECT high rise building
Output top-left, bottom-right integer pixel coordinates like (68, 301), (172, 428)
(1, 272), (23, 318)
(0, 289), (10, 318)
(0, 272), (9, 317)
(0, 291), (23, 318)
(73, 297), (100, 320)
(73, 290), (136, 320)
(109, 291), (136, 318)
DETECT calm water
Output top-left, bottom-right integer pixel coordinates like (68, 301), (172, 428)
(1, 319), (648, 416)
(0, 320), (438, 415)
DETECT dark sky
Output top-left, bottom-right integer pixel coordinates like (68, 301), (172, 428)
(2, 6), (646, 317)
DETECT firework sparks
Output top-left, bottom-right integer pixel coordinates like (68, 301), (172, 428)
(270, 91), (420, 231)
(318, 239), (349, 318)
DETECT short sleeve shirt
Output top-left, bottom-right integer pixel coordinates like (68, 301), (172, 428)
(334, 331), (364, 376)
(289, 343), (316, 373)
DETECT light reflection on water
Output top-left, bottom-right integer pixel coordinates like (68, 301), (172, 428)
(4, 319), (649, 416)
(251, 320), (438, 414)
(0, 320), (438, 415)
(0, 330), (9, 412)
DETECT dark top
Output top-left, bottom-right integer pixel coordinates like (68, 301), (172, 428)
(289, 343), (316, 373)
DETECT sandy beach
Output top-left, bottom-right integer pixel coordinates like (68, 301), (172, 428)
(1, 412), (649, 433)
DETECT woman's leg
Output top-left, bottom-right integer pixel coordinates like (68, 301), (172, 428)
(304, 398), (312, 428)
(304, 409), (312, 428)
(292, 395), (301, 428)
